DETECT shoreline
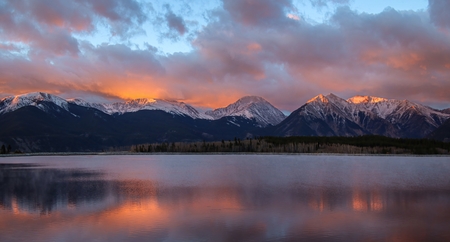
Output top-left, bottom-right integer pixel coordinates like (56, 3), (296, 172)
(1, 152), (449, 158)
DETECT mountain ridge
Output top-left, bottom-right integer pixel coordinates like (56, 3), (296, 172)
(1, 92), (449, 152)
(273, 93), (450, 138)
(205, 96), (286, 127)
(0, 92), (72, 115)
(1, 92), (287, 127)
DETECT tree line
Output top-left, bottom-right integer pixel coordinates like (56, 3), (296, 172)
(0, 144), (12, 154)
(132, 135), (450, 155)
(0, 144), (23, 154)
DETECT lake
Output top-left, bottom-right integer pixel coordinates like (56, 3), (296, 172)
(1, 155), (449, 241)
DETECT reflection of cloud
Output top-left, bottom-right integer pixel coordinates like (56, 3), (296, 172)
(370, 191), (383, 212)
(352, 189), (384, 212)
(352, 190), (368, 211)
(1, 163), (450, 241)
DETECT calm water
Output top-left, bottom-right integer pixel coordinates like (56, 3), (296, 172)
(1, 155), (450, 242)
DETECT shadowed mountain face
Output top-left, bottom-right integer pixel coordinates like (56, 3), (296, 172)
(205, 96), (286, 127)
(0, 102), (262, 152)
(0, 92), (285, 125)
(0, 92), (449, 152)
(428, 118), (450, 142)
(271, 94), (450, 138)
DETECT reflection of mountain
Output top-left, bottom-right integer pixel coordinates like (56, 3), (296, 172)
(1, 164), (450, 215)
(0, 164), (116, 214)
(1, 163), (450, 241)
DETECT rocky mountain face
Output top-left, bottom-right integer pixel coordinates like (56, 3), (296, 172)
(0, 102), (262, 152)
(0, 92), (72, 115)
(0, 92), (283, 152)
(205, 96), (286, 127)
(1, 92), (449, 152)
(68, 98), (212, 119)
(0, 93), (285, 126)
(273, 94), (450, 138)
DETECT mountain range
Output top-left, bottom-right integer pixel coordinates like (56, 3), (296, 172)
(0, 92), (449, 152)
(273, 94), (450, 139)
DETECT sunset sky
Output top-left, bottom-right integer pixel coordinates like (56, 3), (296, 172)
(1, 0), (449, 111)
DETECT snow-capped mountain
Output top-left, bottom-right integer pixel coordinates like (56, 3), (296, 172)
(69, 98), (212, 119)
(347, 95), (449, 130)
(275, 94), (369, 136)
(0, 93), (284, 124)
(205, 96), (286, 127)
(1, 92), (448, 140)
(275, 93), (450, 138)
(0, 92), (71, 115)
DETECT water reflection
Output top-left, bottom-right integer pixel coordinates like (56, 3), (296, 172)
(0, 163), (113, 214)
(0, 156), (450, 242)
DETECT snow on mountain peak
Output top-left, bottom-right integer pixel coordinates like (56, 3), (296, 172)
(307, 94), (328, 104)
(0, 92), (69, 114)
(302, 93), (450, 128)
(235, 96), (267, 105)
(125, 98), (157, 106)
(306, 93), (345, 104)
(205, 96), (285, 126)
(347, 95), (388, 104)
(71, 97), (212, 119)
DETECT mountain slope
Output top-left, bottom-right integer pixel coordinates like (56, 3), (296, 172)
(0, 92), (72, 115)
(348, 95), (449, 138)
(68, 98), (212, 119)
(1, 92), (286, 125)
(205, 96), (286, 127)
(428, 118), (450, 142)
(273, 94), (450, 138)
(0, 103), (261, 152)
(1, 92), (448, 152)
(272, 94), (369, 136)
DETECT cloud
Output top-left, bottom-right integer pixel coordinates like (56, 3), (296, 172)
(0, 42), (165, 101)
(222, 0), (294, 26)
(428, 0), (450, 28)
(309, 0), (351, 8)
(0, 0), (148, 44)
(1, 0), (450, 110)
(181, 3), (450, 109)
(0, 4), (81, 57)
(164, 6), (188, 36)
(87, 0), (148, 37)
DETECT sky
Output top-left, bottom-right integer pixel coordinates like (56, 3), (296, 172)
(1, 0), (449, 111)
